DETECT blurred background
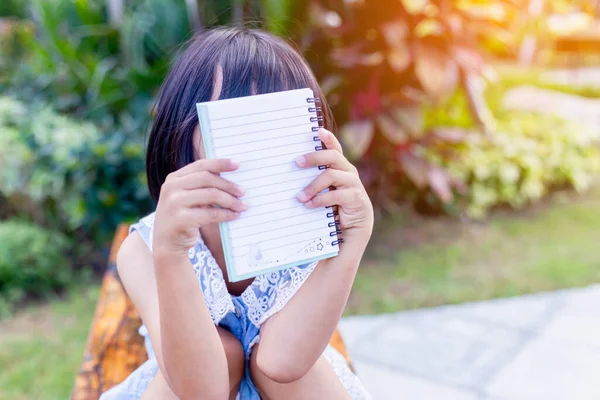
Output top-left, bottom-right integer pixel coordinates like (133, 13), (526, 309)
(1, 0), (600, 399)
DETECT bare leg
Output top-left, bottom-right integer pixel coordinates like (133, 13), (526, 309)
(142, 327), (245, 400)
(250, 344), (350, 400)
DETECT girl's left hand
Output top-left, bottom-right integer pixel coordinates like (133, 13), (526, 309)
(295, 128), (374, 242)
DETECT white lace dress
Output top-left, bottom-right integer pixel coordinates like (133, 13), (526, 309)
(100, 213), (371, 400)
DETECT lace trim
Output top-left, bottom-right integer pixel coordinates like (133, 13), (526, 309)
(241, 262), (317, 328)
(132, 212), (318, 328)
(324, 346), (373, 400)
(131, 213), (235, 325)
(188, 243), (235, 324)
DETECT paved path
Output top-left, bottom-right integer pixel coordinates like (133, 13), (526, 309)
(340, 285), (600, 400)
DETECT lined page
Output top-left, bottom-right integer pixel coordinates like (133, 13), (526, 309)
(198, 88), (339, 279)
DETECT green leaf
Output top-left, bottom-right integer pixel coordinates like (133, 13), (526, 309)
(260, 0), (298, 36)
(340, 120), (374, 159)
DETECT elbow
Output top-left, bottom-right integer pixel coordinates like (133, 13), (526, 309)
(254, 349), (312, 384)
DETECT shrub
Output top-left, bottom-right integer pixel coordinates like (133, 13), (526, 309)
(0, 220), (71, 312)
(425, 112), (600, 217)
(0, 96), (153, 240)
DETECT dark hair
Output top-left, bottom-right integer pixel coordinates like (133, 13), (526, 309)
(146, 26), (333, 203)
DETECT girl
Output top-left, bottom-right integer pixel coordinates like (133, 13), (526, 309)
(101, 26), (373, 400)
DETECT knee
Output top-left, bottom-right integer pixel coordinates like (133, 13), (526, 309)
(250, 344), (308, 384)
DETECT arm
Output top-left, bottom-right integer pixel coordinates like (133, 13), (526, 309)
(118, 158), (246, 399)
(255, 128), (373, 383)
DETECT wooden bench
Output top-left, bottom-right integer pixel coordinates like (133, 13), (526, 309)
(71, 224), (352, 399)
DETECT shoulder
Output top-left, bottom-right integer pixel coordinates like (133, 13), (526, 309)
(116, 213), (156, 277)
(116, 230), (153, 278)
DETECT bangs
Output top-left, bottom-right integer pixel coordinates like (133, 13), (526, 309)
(216, 30), (319, 101)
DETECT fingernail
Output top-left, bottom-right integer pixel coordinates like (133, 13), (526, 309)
(296, 156), (306, 167)
(296, 191), (309, 202)
(236, 186), (245, 196)
(230, 160), (240, 169)
(305, 200), (314, 208)
(240, 203), (248, 211)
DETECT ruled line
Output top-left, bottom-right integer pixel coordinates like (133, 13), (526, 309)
(223, 138), (312, 157)
(232, 163), (319, 183)
(244, 185), (305, 200)
(236, 202), (306, 219)
(234, 225), (328, 247)
(235, 234), (333, 256)
(230, 208), (325, 231)
(243, 175), (312, 191)
(217, 132), (308, 150)
(211, 122), (313, 140)
(212, 114), (310, 131)
(210, 104), (309, 121)
(232, 214), (328, 239)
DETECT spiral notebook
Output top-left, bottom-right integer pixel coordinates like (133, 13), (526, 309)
(196, 88), (340, 282)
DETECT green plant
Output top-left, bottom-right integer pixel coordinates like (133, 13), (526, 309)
(0, 96), (153, 240)
(0, 220), (71, 311)
(425, 112), (600, 217)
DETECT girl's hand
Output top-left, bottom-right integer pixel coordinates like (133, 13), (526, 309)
(295, 128), (374, 242)
(153, 159), (247, 258)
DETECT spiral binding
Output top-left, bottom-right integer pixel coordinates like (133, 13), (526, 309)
(307, 96), (343, 246)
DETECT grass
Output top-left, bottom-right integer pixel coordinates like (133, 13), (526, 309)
(347, 187), (600, 314)
(0, 286), (99, 400)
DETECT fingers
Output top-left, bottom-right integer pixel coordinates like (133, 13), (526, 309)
(318, 128), (343, 154)
(296, 170), (358, 202)
(184, 207), (242, 225)
(177, 188), (248, 212)
(170, 158), (239, 179)
(296, 149), (355, 172)
(177, 171), (245, 197)
(304, 188), (361, 209)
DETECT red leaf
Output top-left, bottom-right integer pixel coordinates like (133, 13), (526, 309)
(388, 47), (411, 72)
(377, 113), (408, 145)
(340, 120), (375, 159)
(398, 153), (428, 189)
(390, 106), (423, 137)
(430, 127), (466, 143)
(428, 167), (453, 203)
(381, 20), (409, 46)
(453, 46), (485, 74)
(415, 44), (459, 99)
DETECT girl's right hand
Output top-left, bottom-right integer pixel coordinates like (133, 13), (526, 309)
(152, 159), (246, 258)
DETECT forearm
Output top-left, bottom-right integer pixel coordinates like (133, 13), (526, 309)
(258, 229), (370, 380)
(154, 251), (229, 399)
